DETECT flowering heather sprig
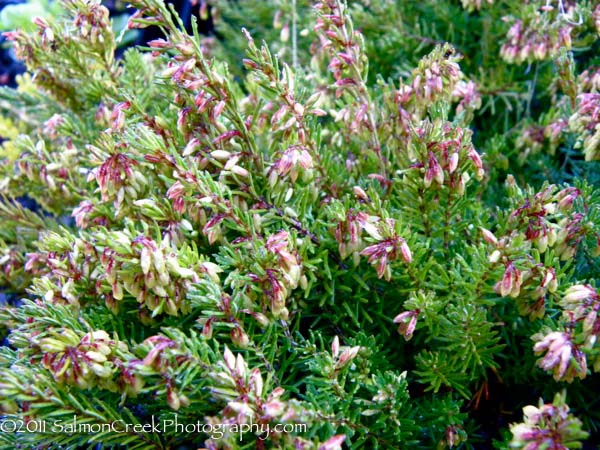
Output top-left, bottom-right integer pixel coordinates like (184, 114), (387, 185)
(38, 329), (128, 389)
(532, 331), (587, 382)
(13, 139), (82, 206)
(136, 334), (191, 409)
(486, 183), (589, 319)
(334, 209), (371, 262)
(313, 0), (386, 173)
(330, 335), (362, 375)
(493, 263), (557, 319)
(94, 230), (218, 317)
(393, 310), (419, 341)
(568, 93), (600, 161)
(360, 218), (412, 281)
(500, 5), (574, 64)
(3, 0), (118, 105)
(269, 145), (314, 186)
(408, 120), (484, 193)
(396, 45), (466, 123)
(505, 184), (583, 257)
(510, 392), (588, 449)
(452, 80), (482, 117)
(94, 152), (142, 204)
(265, 230), (303, 290)
(241, 31), (326, 177)
(204, 347), (308, 444)
(560, 285), (600, 360)
(516, 125), (546, 160)
(70, 0), (111, 45)
(577, 67), (600, 94)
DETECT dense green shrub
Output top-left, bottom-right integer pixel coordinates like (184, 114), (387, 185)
(0, 0), (599, 448)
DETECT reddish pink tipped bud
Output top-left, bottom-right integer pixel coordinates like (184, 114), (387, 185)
(480, 228), (498, 245)
(468, 147), (483, 169)
(353, 186), (368, 200)
(448, 152), (459, 173)
(202, 317), (213, 339)
(400, 239), (412, 263)
(500, 265), (515, 297)
(319, 434), (346, 450)
(148, 39), (170, 49)
(242, 58), (259, 69)
(332, 336), (340, 358)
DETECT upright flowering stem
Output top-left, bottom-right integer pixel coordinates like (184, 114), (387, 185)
(314, 0), (387, 176)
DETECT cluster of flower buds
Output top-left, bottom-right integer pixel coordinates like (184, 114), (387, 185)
(265, 231), (304, 292)
(333, 208), (412, 280)
(247, 230), (305, 320)
(71, 0), (112, 45)
(359, 218), (412, 281)
(334, 209), (371, 263)
(440, 425), (467, 449)
(485, 183), (588, 317)
(545, 118), (569, 154)
(16, 139), (80, 201)
(31, 16), (57, 49)
(392, 309), (419, 341)
(510, 392), (589, 449)
(460, 0), (493, 12)
(452, 80), (482, 116)
(204, 347), (317, 448)
(208, 347), (299, 428)
(39, 329), (127, 389)
(330, 336), (362, 376)
(559, 284), (600, 371)
(409, 121), (484, 194)
(23, 233), (98, 307)
(532, 331), (586, 382)
(500, 5), (574, 64)
(396, 45), (464, 121)
(268, 146), (314, 188)
(505, 184), (583, 258)
(313, 0), (389, 170)
(42, 114), (65, 139)
(135, 335), (190, 409)
(594, 5), (600, 36)
(91, 151), (148, 211)
(568, 93), (600, 161)
(313, 0), (365, 85)
(98, 231), (219, 317)
(577, 66), (600, 94)
(493, 263), (556, 318)
(2, 29), (30, 62)
(515, 116), (575, 161)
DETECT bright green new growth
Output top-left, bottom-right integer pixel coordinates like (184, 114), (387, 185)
(0, 0), (599, 449)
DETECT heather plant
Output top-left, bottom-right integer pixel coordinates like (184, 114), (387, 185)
(0, 0), (599, 449)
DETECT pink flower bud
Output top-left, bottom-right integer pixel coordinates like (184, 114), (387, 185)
(400, 239), (412, 263)
(353, 186), (368, 200)
(480, 228), (498, 245)
(332, 336), (340, 358)
(448, 152), (459, 173)
(223, 346), (235, 371)
(319, 435), (346, 450)
(231, 327), (250, 348)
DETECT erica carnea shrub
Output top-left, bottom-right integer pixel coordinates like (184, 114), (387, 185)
(0, 0), (599, 448)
